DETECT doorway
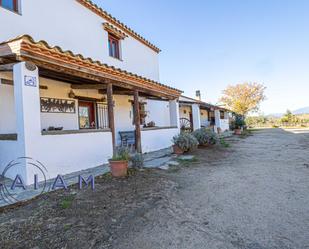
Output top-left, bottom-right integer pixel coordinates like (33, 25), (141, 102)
(78, 101), (96, 129)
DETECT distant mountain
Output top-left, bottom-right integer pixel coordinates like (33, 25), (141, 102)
(293, 106), (309, 115)
(266, 113), (283, 118)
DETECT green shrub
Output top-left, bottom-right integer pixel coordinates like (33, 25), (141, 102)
(235, 116), (246, 128)
(192, 128), (218, 145)
(110, 147), (130, 161)
(172, 133), (198, 152)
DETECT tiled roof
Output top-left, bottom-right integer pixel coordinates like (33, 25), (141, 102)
(77, 0), (161, 53)
(0, 35), (182, 97)
(180, 95), (230, 111)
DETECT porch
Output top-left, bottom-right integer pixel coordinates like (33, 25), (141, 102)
(179, 96), (230, 133)
(0, 35), (181, 184)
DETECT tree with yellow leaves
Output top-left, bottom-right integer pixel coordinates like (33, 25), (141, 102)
(219, 82), (266, 117)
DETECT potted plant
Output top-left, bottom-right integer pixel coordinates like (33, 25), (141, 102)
(192, 128), (218, 147)
(109, 147), (130, 177)
(234, 115), (245, 135)
(172, 133), (199, 154)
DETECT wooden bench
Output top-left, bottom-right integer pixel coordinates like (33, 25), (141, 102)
(119, 131), (135, 147)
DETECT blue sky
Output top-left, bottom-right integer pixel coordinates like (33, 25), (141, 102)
(92, 0), (309, 114)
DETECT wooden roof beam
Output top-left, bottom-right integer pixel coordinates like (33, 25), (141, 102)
(0, 63), (15, 71)
(71, 83), (107, 90)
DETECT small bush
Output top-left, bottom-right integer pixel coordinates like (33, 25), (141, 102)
(234, 115), (246, 129)
(172, 133), (198, 152)
(192, 128), (218, 146)
(110, 147), (130, 161)
(219, 137), (230, 147)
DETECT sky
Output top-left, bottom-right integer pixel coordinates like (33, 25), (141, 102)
(92, 0), (309, 114)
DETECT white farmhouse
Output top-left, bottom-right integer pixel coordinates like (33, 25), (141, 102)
(0, 0), (182, 184)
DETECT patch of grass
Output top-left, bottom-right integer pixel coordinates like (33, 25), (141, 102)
(59, 195), (75, 209)
(63, 223), (72, 231)
(176, 156), (199, 168)
(177, 156), (198, 163)
(219, 137), (230, 147)
(240, 130), (253, 138)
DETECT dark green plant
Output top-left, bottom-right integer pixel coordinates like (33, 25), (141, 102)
(172, 133), (198, 151)
(234, 115), (246, 129)
(110, 147), (130, 161)
(219, 137), (230, 147)
(192, 128), (218, 145)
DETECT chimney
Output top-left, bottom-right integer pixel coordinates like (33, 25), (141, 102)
(195, 90), (201, 101)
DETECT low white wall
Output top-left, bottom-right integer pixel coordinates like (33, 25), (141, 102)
(0, 140), (25, 180)
(141, 128), (179, 153)
(27, 131), (113, 181)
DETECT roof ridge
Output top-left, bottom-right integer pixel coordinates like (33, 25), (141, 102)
(76, 0), (161, 53)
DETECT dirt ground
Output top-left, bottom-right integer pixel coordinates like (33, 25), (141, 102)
(0, 128), (309, 249)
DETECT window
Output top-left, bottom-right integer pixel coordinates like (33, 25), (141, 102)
(108, 33), (120, 59)
(0, 0), (18, 12)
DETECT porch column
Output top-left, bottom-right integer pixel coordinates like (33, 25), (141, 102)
(13, 62), (41, 184)
(214, 109), (221, 133)
(191, 104), (201, 131)
(107, 83), (116, 154)
(134, 90), (142, 153)
(169, 99), (180, 129)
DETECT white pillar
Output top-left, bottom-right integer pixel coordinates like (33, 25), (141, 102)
(169, 99), (180, 130)
(14, 62), (41, 184)
(214, 109), (221, 133)
(191, 104), (201, 131)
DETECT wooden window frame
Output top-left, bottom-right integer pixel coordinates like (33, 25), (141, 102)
(108, 33), (121, 60)
(0, 0), (18, 13)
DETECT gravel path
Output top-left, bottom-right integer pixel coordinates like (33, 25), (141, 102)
(0, 129), (309, 249)
(111, 129), (309, 249)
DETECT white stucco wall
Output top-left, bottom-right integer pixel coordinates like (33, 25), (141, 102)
(200, 109), (209, 127)
(145, 100), (170, 127)
(0, 75), (16, 133)
(0, 0), (160, 81)
(179, 105), (192, 120)
(141, 128), (179, 153)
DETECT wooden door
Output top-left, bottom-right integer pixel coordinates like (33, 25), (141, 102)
(78, 101), (96, 129)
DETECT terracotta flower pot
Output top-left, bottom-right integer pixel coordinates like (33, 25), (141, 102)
(234, 129), (242, 135)
(109, 160), (128, 177)
(173, 145), (184, 155)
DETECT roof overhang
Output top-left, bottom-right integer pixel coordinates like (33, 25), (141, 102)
(0, 35), (182, 99)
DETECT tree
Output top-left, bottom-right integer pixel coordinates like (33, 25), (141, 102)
(280, 109), (299, 123)
(219, 82), (266, 117)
